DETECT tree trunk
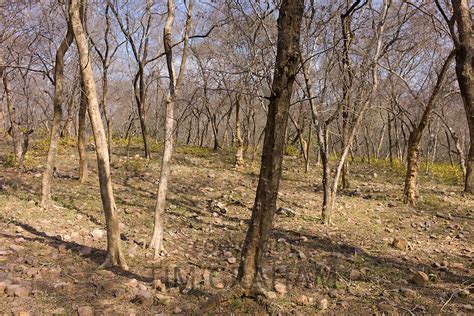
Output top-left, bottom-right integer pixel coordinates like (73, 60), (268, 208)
(234, 94), (244, 167)
(70, 0), (127, 270)
(41, 18), (74, 209)
(78, 81), (88, 183)
(236, 0), (303, 293)
(3, 75), (22, 164)
(403, 50), (454, 205)
(451, 0), (474, 193)
(150, 0), (192, 258)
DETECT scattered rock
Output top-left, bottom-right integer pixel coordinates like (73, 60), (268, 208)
(6, 284), (20, 296)
(9, 244), (25, 252)
(411, 271), (429, 286)
(276, 207), (297, 217)
(400, 288), (417, 298)
(349, 269), (362, 281)
(134, 289), (154, 305)
(90, 228), (105, 239)
(391, 237), (408, 250)
(297, 294), (313, 306)
(14, 286), (30, 297)
(77, 306), (94, 316)
(173, 307), (183, 314)
(227, 257), (236, 264)
(461, 304), (473, 311)
(274, 282), (287, 295)
(266, 291), (277, 300)
(152, 279), (166, 292)
(319, 298), (329, 310)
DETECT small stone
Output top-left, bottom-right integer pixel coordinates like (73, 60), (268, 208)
(274, 282), (287, 295)
(6, 284), (20, 296)
(400, 288), (417, 298)
(152, 279), (166, 292)
(214, 282), (225, 289)
(14, 286), (30, 297)
(134, 289), (154, 305)
(90, 228), (105, 239)
(173, 307), (183, 314)
(411, 271), (429, 286)
(298, 251), (306, 260)
(391, 237), (408, 250)
(9, 244), (25, 252)
(461, 304), (473, 311)
(349, 269), (361, 281)
(319, 298), (329, 310)
(77, 306), (94, 316)
(114, 288), (126, 298)
(227, 257), (236, 264)
(276, 207), (297, 217)
(127, 278), (138, 288)
(298, 294), (313, 306)
(267, 291), (277, 300)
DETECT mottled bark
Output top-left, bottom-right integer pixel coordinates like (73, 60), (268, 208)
(403, 51), (454, 205)
(150, 0), (192, 258)
(41, 16), (74, 209)
(237, 0), (303, 292)
(78, 81), (88, 183)
(451, 0), (474, 193)
(70, 0), (127, 270)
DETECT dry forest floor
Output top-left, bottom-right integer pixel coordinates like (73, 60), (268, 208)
(0, 138), (473, 315)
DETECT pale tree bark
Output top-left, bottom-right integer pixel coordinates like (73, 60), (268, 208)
(403, 51), (454, 205)
(236, 0), (303, 294)
(108, 0), (153, 159)
(234, 94), (244, 167)
(2, 73), (22, 163)
(150, 0), (192, 258)
(41, 15), (74, 209)
(69, 0), (127, 270)
(322, 0), (389, 224)
(78, 80), (88, 183)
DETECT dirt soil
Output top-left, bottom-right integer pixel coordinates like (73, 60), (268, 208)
(0, 139), (473, 315)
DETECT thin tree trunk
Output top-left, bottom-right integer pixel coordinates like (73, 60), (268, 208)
(78, 81), (88, 183)
(403, 51), (454, 205)
(150, 0), (192, 258)
(41, 18), (74, 209)
(70, 0), (127, 270)
(234, 94), (244, 167)
(236, 0), (303, 293)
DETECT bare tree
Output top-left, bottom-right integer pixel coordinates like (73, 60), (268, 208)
(149, 0), (193, 258)
(40, 8), (74, 209)
(236, 0), (304, 295)
(69, 0), (127, 270)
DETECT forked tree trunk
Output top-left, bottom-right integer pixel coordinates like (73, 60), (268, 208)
(403, 51), (454, 205)
(70, 0), (127, 270)
(78, 81), (88, 183)
(451, 0), (474, 193)
(41, 18), (74, 209)
(150, 0), (192, 258)
(236, 0), (303, 293)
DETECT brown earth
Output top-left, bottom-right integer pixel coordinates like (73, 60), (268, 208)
(0, 138), (473, 315)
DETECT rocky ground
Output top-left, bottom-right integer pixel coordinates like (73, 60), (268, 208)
(0, 138), (473, 315)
